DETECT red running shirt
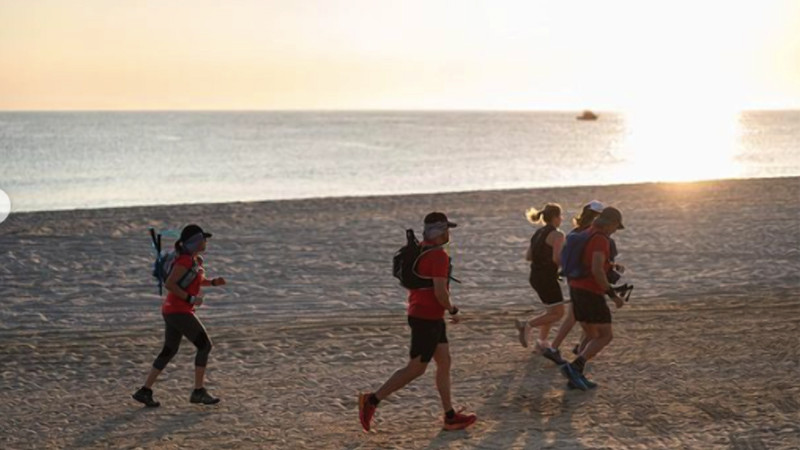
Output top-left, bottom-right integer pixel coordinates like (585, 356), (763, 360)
(407, 242), (449, 320)
(569, 227), (612, 295)
(161, 254), (202, 315)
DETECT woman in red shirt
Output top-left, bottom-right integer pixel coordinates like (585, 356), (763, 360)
(132, 224), (227, 407)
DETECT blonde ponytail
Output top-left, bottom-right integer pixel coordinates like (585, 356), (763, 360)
(526, 207), (544, 225)
(526, 203), (562, 225)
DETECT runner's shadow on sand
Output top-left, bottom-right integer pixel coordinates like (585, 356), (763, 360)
(424, 355), (595, 450)
(67, 405), (210, 449)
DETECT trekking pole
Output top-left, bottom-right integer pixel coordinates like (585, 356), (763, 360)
(148, 228), (163, 296)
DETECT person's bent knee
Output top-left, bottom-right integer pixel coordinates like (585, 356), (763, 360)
(435, 355), (451, 371)
(152, 359), (170, 370)
(407, 355), (430, 377)
(549, 305), (565, 320)
(581, 323), (599, 339)
(153, 345), (178, 370)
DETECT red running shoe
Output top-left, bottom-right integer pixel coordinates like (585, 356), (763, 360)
(358, 393), (377, 432)
(443, 411), (477, 431)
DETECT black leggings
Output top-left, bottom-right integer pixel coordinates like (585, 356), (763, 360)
(152, 313), (213, 370)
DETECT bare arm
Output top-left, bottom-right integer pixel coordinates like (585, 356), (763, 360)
(201, 277), (227, 287)
(433, 277), (454, 312)
(591, 251), (612, 292)
(549, 231), (565, 266)
(591, 251), (622, 306)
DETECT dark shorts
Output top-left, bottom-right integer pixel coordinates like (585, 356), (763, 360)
(529, 270), (564, 305)
(408, 316), (448, 363)
(570, 287), (612, 324)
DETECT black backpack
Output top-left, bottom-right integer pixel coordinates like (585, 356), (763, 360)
(392, 229), (460, 289)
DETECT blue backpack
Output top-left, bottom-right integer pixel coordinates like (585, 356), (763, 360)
(149, 228), (198, 295)
(560, 229), (609, 280)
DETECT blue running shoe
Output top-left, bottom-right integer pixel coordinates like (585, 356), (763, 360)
(578, 373), (598, 389)
(568, 376), (598, 390)
(560, 363), (587, 391)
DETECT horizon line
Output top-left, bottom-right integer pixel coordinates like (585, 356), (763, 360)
(1, 107), (799, 114)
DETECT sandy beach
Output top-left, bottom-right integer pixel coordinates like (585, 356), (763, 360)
(1, 176), (799, 449)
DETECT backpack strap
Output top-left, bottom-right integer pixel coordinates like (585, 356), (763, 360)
(175, 257), (199, 290)
(413, 244), (461, 285)
(411, 244), (442, 281)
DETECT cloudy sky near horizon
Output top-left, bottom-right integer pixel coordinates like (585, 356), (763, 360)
(1, 0), (799, 112)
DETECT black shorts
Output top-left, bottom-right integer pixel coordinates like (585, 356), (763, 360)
(570, 287), (612, 324)
(529, 270), (564, 305)
(408, 316), (448, 363)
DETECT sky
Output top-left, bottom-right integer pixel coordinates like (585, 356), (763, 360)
(1, 0), (799, 111)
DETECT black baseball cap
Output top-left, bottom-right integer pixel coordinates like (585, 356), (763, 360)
(179, 224), (213, 242)
(596, 207), (625, 229)
(424, 212), (457, 228)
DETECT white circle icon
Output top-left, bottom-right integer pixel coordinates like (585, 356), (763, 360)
(0, 189), (10, 224)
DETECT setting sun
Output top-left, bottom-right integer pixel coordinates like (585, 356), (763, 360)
(619, 108), (743, 182)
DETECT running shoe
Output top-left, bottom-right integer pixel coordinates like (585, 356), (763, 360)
(533, 340), (550, 355)
(559, 363), (588, 391)
(358, 393), (377, 432)
(132, 386), (160, 407)
(443, 411), (477, 431)
(190, 388), (220, 405)
(568, 375), (598, 390)
(541, 347), (565, 365)
(514, 320), (529, 348)
(578, 373), (598, 389)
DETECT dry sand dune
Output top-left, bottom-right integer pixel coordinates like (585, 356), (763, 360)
(1, 177), (799, 449)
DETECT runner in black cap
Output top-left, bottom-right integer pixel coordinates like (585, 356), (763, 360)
(559, 207), (626, 390)
(542, 200), (605, 364)
(358, 212), (477, 432)
(132, 224), (227, 407)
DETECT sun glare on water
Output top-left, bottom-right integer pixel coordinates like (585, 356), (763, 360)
(618, 105), (744, 184)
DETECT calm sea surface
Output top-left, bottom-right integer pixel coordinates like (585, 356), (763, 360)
(1, 111), (798, 212)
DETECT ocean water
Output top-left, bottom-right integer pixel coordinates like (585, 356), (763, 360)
(1, 111), (798, 212)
